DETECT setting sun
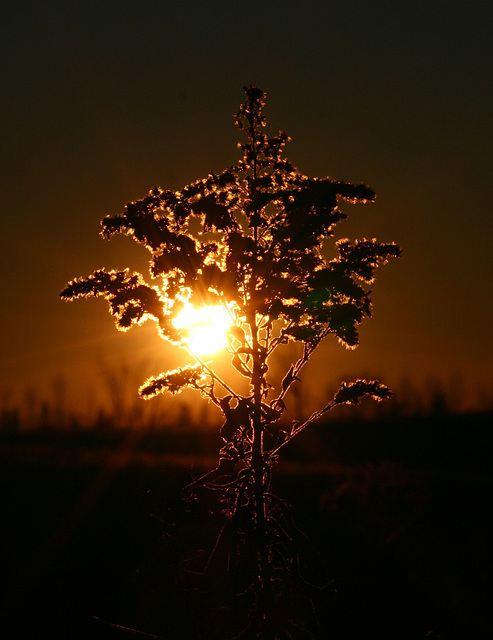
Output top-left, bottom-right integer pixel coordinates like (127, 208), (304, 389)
(173, 303), (231, 355)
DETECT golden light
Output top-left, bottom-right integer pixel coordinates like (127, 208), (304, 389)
(173, 303), (232, 355)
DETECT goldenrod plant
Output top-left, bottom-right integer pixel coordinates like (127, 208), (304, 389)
(61, 87), (401, 639)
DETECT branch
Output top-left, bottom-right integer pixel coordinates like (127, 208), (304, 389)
(270, 338), (322, 412)
(185, 346), (242, 401)
(269, 379), (392, 456)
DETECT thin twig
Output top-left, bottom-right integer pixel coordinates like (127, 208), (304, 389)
(185, 346), (240, 399)
(92, 617), (163, 639)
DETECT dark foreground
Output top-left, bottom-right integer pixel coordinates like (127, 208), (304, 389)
(1, 412), (491, 639)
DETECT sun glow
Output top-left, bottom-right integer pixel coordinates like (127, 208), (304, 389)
(173, 303), (231, 355)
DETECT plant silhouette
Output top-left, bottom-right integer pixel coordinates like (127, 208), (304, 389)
(61, 86), (401, 639)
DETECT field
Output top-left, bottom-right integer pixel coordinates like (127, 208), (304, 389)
(1, 411), (491, 639)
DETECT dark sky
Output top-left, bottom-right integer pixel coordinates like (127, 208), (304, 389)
(2, 0), (492, 419)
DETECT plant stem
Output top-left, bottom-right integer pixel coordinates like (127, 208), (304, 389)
(248, 103), (265, 539)
(247, 107), (275, 638)
(250, 311), (275, 638)
(250, 315), (266, 533)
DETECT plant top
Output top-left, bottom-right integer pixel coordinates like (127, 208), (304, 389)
(61, 85), (401, 476)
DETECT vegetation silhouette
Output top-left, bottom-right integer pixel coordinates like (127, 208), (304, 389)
(61, 86), (401, 639)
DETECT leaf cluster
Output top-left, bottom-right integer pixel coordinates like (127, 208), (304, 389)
(139, 364), (209, 399)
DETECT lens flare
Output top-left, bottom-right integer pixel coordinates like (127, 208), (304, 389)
(173, 304), (231, 355)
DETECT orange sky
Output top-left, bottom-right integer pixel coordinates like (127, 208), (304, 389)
(1, 1), (492, 422)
